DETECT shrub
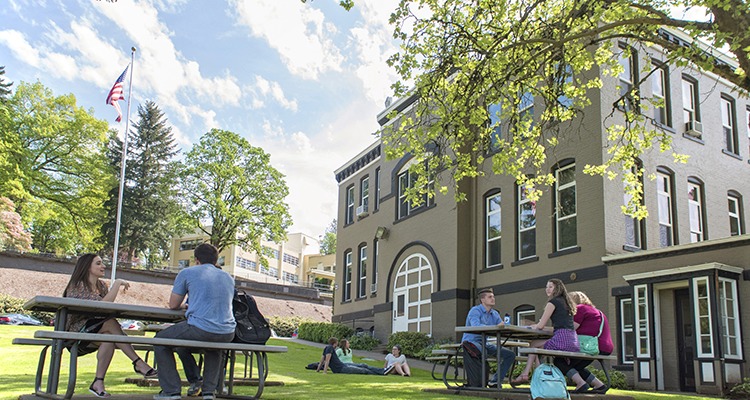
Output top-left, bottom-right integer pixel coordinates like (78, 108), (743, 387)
(387, 331), (431, 358)
(728, 378), (750, 399)
(297, 322), (353, 344)
(348, 334), (380, 351)
(268, 316), (312, 337)
(589, 367), (628, 390)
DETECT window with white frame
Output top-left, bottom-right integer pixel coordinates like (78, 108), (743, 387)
(721, 95), (739, 155)
(719, 278), (742, 359)
(682, 77), (701, 136)
(657, 170), (675, 247)
(555, 162), (577, 250)
(371, 239), (378, 294)
(688, 180), (705, 242)
(343, 251), (352, 301)
(360, 176), (369, 213)
(397, 163), (435, 220)
(624, 164), (643, 249)
(345, 185), (355, 225)
(652, 63), (670, 126)
(728, 193), (744, 236)
(618, 44), (637, 110)
(486, 191), (502, 268)
(518, 185), (536, 259)
(634, 284), (650, 357)
(515, 309), (536, 327)
(620, 298), (635, 364)
(519, 91), (534, 129)
(488, 102), (502, 151)
(693, 277), (714, 357)
(358, 245), (367, 298)
(374, 167), (381, 211)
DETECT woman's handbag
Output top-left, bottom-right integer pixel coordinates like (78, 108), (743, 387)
(578, 311), (604, 356)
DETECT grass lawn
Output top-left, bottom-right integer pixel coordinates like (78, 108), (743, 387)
(0, 325), (720, 400)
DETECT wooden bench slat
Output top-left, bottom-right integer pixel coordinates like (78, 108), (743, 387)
(35, 331), (287, 353)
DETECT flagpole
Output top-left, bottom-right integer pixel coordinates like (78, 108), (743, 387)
(111, 47), (136, 287)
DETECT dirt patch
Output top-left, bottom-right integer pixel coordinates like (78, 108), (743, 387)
(0, 268), (331, 322)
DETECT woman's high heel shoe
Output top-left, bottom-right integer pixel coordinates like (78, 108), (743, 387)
(132, 357), (158, 378)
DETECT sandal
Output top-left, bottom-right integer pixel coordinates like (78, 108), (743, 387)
(511, 374), (529, 384)
(573, 383), (591, 393)
(89, 377), (111, 398)
(133, 357), (158, 378)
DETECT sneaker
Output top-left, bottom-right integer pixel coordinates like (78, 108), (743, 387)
(202, 394), (215, 400)
(153, 392), (181, 400)
(187, 380), (203, 397)
(383, 365), (394, 375)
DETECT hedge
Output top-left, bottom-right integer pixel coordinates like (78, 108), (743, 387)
(297, 322), (353, 344)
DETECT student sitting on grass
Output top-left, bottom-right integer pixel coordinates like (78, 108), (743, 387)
(383, 345), (411, 377)
(317, 337), (385, 375)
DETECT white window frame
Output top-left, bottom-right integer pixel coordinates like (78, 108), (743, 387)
(371, 240), (378, 294)
(519, 91), (534, 129)
(555, 163), (577, 251)
(358, 245), (367, 298)
(693, 276), (714, 358)
(620, 298), (635, 364)
(728, 194), (743, 236)
(657, 171), (674, 247)
(488, 102), (502, 151)
(393, 253), (433, 335)
(688, 181), (704, 243)
(486, 192), (502, 268)
(652, 64), (669, 126)
(344, 251), (352, 302)
(682, 77), (699, 127)
(516, 309), (536, 327)
(397, 162), (435, 220)
(518, 185), (536, 259)
(346, 185), (355, 224)
(618, 46), (634, 103)
(360, 176), (369, 213)
(718, 277), (742, 360)
(634, 284), (650, 358)
(374, 167), (380, 211)
(721, 96), (738, 155)
(624, 166), (642, 249)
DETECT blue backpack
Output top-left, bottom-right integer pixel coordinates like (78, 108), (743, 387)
(530, 363), (570, 400)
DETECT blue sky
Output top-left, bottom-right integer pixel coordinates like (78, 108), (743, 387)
(0, 0), (400, 238)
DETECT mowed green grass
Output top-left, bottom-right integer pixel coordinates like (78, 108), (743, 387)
(0, 325), (720, 400)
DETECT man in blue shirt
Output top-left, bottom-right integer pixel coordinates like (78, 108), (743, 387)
(153, 243), (236, 400)
(461, 288), (515, 387)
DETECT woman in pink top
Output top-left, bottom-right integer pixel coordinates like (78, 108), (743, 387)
(554, 291), (612, 393)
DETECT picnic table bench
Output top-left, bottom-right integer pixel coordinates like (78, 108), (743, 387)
(519, 348), (617, 391)
(32, 331), (287, 400)
(429, 340), (530, 385)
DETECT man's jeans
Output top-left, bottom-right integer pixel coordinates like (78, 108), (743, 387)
(154, 322), (235, 395)
(176, 349), (201, 383)
(339, 364), (384, 375)
(485, 344), (516, 383)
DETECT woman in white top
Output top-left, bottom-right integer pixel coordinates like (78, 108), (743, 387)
(383, 345), (411, 376)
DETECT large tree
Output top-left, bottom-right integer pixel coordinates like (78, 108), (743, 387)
(380, 0), (749, 216)
(0, 81), (112, 253)
(320, 219), (337, 255)
(179, 129), (292, 257)
(0, 196), (32, 252)
(0, 66), (12, 100)
(102, 101), (189, 265)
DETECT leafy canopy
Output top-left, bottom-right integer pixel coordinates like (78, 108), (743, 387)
(380, 0), (749, 217)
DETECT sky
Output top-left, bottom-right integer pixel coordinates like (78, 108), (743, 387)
(0, 0), (401, 239)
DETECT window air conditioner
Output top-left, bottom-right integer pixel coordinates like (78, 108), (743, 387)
(685, 120), (703, 137)
(356, 205), (368, 217)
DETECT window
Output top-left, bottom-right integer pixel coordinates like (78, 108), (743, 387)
(371, 239), (378, 294)
(282, 253), (299, 266)
(397, 164), (435, 219)
(343, 251), (352, 301)
(360, 176), (369, 213)
(488, 102), (502, 151)
(618, 44), (637, 110)
(747, 107), (750, 155)
(721, 95), (739, 155)
(358, 245), (367, 298)
(624, 163), (644, 249)
(518, 184), (536, 259)
(345, 185), (355, 224)
(217, 256), (225, 267)
(634, 284), (650, 357)
(179, 239), (202, 251)
(728, 192), (744, 236)
(236, 256), (257, 270)
(554, 162), (577, 251)
(263, 246), (279, 259)
(657, 170), (675, 247)
(178, 259), (189, 268)
(485, 191), (502, 268)
(392, 253), (433, 334)
(282, 271), (299, 284)
(652, 63), (671, 126)
(515, 308), (536, 327)
(682, 76), (701, 137)
(519, 91), (534, 129)
(693, 277), (714, 357)
(374, 167), (381, 211)
(688, 179), (705, 242)
(719, 278), (742, 359)
(619, 298), (635, 364)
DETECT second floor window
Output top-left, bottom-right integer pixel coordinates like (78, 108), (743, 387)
(360, 176), (369, 213)
(397, 166), (434, 219)
(358, 245), (367, 298)
(682, 77), (701, 137)
(657, 170), (675, 247)
(624, 164), (644, 249)
(488, 102), (503, 152)
(485, 191), (502, 268)
(374, 168), (381, 211)
(618, 45), (637, 110)
(518, 185), (536, 260)
(345, 185), (355, 225)
(652, 64), (670, 126)
(728, 193), (744, 236)
(688, 180), (705, 242)
(554, 162), (577, 251)
(721, 96), (739, 155)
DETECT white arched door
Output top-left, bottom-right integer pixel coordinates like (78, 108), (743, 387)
(392, 253), (433, 335)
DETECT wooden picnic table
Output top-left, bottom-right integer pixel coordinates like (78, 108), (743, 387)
(454, 324), (552, 392)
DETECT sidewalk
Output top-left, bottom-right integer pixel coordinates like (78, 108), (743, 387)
(285, 338), (437, 372)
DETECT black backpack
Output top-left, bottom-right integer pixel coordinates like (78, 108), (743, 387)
(232, 290), (272, 345)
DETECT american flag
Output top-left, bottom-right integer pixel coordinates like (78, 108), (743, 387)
(106, 66), (128, 122)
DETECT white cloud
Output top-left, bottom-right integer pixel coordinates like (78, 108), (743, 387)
(254, 75), (298, 111)
(229, 0), (344, 80)
(0, 30), (42, 67)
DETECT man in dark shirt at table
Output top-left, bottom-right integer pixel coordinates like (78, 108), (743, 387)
(461, 288), (516, 388)
(153, 243), (236, 400)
